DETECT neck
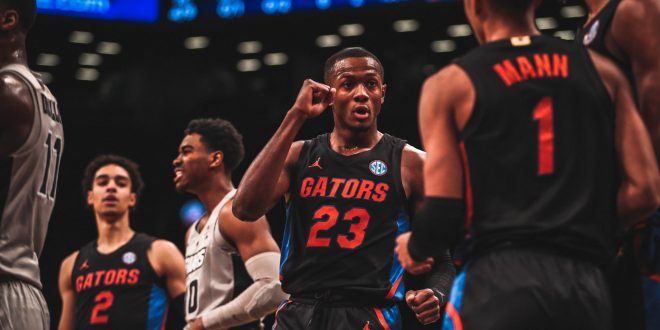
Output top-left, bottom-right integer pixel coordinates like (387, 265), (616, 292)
(482, 14), (540, 43)
(0, 34), (28, 68)
(95, 213), (134, 251)
(330, 127), (382, 155)
(584, 0), (609, 24)
(195, 175), (234, 215)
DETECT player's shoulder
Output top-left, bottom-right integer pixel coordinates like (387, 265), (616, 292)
(0, 71), (31, 105)
(587, 48), (627, 95)
(402, 144), (426, 164)
(60, 250), (80, 273)
(422, 64), (473, 106)
(611, 0), (660, 42)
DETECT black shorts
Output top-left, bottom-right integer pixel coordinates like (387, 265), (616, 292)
(273, 298), (401, 330)
(442, 248), (612, 330)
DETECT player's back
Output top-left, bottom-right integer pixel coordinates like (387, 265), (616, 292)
(454, 35), (618, 264)
(0, 64), (64, 288)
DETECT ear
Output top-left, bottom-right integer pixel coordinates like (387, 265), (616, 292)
(381, 84), (387, 104)
(209, 151), (224, 169)
(128, 193), (137, 208)
(87, 190), (94, 206)
(0, 10), (18, 31)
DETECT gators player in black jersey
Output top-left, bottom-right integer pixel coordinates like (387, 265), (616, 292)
(57, 155), (187, 330)
(233, 47), (455, 329)
(578, 1), (660, 328)
(395, 0), (660, 329)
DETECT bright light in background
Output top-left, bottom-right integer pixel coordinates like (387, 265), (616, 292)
(447, 24), (472, 37)
(184, 36), (209, 49)
(237, 59), (261, 72)
(393, 19), (419, 32)
(561, 6), (586, 18)
(316, 34), (341, 48)
(536, 17), (558, 30)
(338, 24), (364, 37)
(76, 68), (99, 81)
(97, 42), (121, 55)
(180, 199), (205, 227)
(238, 41), (263, 54)
(69, 31), (94, 44)
(79, 53), (103, 66)
(264, 53), (288, 66)
(430, 40), (456, 53)
(36, 53), (60, 67)
(554, 30), (576, 40)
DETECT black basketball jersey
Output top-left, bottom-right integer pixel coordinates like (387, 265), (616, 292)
(281, 133), (409, 302)
(454, 35), (619, 264)
(577, 0), (636, 96)
(71, 233), (168, 330)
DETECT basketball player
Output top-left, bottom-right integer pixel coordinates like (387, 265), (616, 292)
(233, 47), (454, 329)
(0, 1), (63, 328)
(58, 155), (186, 330)
(578, 1), (660, 328)
(173, 118), (287, 330)
(395, 0), (660, 329)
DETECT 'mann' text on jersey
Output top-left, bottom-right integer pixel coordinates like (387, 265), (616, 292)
(494, 53), (569, 86)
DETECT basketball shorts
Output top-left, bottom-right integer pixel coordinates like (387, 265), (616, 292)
(0, 279), (50, 329)
(442, 248), (612, 330)
(273, 298), (400, 330)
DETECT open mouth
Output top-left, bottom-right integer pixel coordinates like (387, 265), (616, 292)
(174, 168), (183, 182)
(353, 106), (370, 119)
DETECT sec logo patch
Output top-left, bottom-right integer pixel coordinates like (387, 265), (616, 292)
(369, 160), (388, 176)
(122, 252), (137, 265)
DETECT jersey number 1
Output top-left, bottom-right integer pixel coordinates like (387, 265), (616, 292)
(533, 96), (554, 175)
(38, 131), (62, 199)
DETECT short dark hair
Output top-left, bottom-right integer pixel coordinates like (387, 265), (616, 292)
(184, 118), (245, 173)
(0, 0), (36, 32)
(81, 154), (145, 202)
(489, 0), (535, 15)
(324, 47), (384, 84)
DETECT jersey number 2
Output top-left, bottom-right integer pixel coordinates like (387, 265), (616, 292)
(90, 291), (114, 324)
(307, 206), (370, 249)
(533, 96), (554, 175)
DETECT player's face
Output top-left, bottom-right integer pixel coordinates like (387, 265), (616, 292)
(87, 164), (136, 220)
(173, 133), (213, 193)
(328, 57), (386, 132)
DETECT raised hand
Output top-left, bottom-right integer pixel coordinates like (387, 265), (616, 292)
(405, 289), (442, 325)
(291, 79), (335, 119)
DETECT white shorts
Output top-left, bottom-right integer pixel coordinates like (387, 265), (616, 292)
(0, 279), (50, 329)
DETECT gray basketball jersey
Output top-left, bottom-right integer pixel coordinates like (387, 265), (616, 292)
(185, 189), (238, 322)
(0, 64), (64, 288)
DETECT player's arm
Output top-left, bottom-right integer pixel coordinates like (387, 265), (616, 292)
(590, 50), (660, 225)
(189, 202), (288, 330)
(611, 0), (660, 170)
(0, 72), (34, 156)
(57, 252), (79, 330)
(400, 145), (456, 325)
(396, 65), (470, 270)
(148, 240), (187, 329)
(233, 79), (335, 221)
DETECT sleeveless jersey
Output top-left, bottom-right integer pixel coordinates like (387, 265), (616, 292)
(71, 233), (168, 330)
(281, 133), (410, 302)
(577, 0), (636, 96)
(0, 64), (64, 288)
(185, 190), (238, 321)
(454, 35), (618, 264)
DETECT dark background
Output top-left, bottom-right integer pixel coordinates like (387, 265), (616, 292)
(25, 0), (586, 326)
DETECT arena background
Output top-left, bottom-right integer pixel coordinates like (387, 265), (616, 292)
(28, 0), (587, 326)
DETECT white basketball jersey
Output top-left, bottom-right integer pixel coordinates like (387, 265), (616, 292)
(185, 189), (238, 322)
(0, 64), (64, 288)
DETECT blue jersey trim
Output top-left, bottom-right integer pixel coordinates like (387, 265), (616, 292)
(382, 304), (402, 330)
(388, 210), (410, 302)
(280, 202), (294, 273)
(442, 266), (468, 330)
(147, 285), (168, 330)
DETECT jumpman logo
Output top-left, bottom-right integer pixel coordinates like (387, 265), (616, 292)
(80, 259), (90, 270)
(308, 157), (323, 170)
